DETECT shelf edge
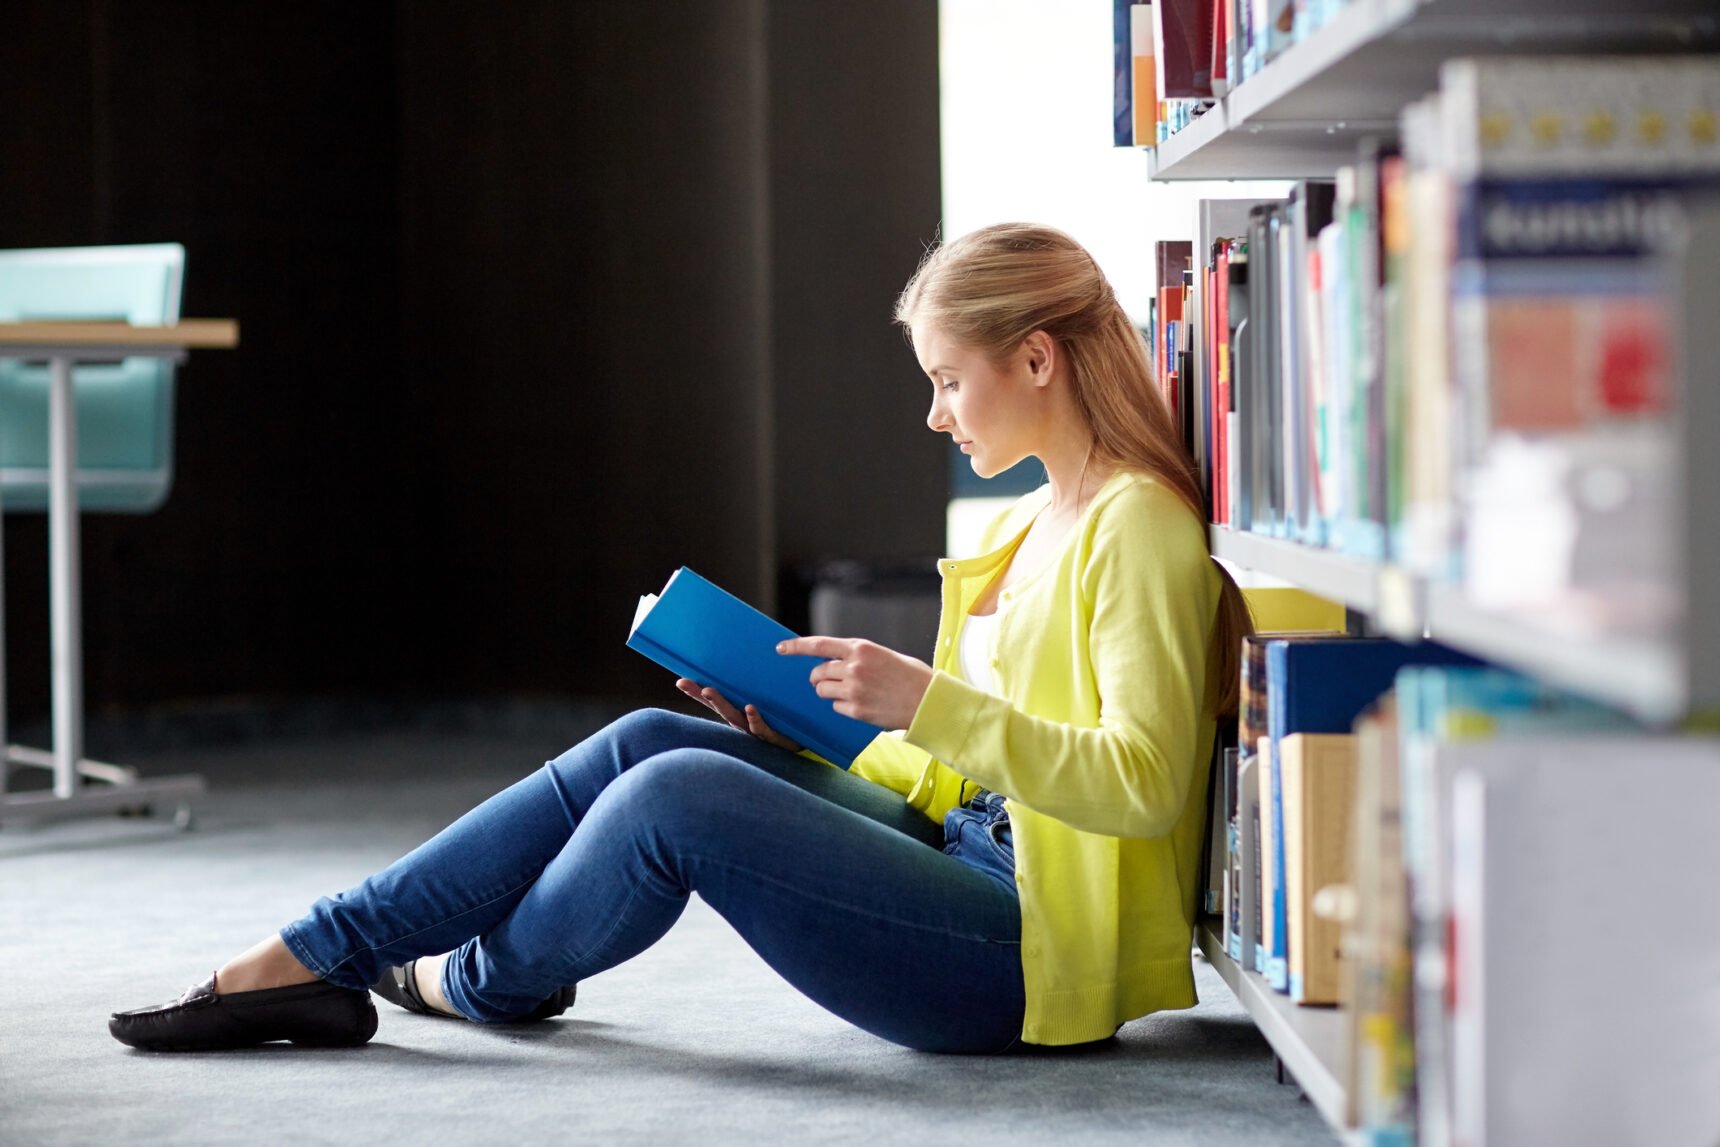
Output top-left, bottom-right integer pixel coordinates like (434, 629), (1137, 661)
(1196, 918), (1352, 1136)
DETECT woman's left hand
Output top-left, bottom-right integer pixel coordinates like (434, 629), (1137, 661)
(776, 636), (935, 730)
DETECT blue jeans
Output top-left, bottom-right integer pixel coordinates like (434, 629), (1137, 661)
(280, 709), (1025, 1053)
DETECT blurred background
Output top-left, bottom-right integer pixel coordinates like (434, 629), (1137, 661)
(0, 0), (1261, 750)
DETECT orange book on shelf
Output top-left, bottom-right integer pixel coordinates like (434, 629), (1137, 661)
(1131, 4), (1158, 146)
(1157, 283), (1185, 416)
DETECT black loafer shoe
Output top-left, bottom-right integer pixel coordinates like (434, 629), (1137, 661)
(371, 961), (576, 1023)
(110, 975), (378, 1052)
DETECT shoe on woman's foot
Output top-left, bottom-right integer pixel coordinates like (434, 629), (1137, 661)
(370, 960), (577, 1022)
(110, 975), (377, 1052)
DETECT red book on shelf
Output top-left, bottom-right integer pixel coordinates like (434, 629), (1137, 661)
(1210, 0), (1229, 96)
(1151, 0), (1214, 99)
(1157, 285), (1185, 414)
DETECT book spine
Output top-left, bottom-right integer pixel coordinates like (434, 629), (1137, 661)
(1113, 0), (1136, 147)
(1215, 248), (1232, 524)
(1255, 732), (1273, 974)
(1131, 4), (1157, 147)
(1448, 771), (1486, 1147)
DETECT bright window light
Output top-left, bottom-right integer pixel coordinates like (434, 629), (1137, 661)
(939, 0), (1290, 554)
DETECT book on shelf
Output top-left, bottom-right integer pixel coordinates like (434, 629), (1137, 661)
(1234, 751), (1260, 966)
(1152, 0), (1213, 100)
(1263, 636), (1484, 992)
(1196, 197), (1284, 526)
(1214, 592), (1344, 958)
(1438, 57), (1718, 637)
(1202, 737), (1239, 916)
(1344, 698), (1414, 1143)
(1208, 0), (1229, 98)
(1130, 4), (1159, 147)
(1113, 0), (1137, 147)
(1449, 740), (1720, 1147)
(1183, 56), (1719, 651)
(1234, 627), (1337, 967)
(1279, 732), (1355, 1006)
(627, 568), (883, 768)
(1154, 240), (1192, 415)
(1253, 733), (1275, 973)
(1395, 667), (1639, 1147)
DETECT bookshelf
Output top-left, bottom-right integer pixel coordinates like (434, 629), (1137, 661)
(1142, 2), (1720, 1142)
(1147, 0), (1719, 181)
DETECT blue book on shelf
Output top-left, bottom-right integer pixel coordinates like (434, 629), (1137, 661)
(626, 567), (884, 769)
(1112, 0), (1134, 147)
(1263, 637), (1485, 992)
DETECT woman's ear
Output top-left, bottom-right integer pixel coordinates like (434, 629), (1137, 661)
(1023, 330), (1056, 388)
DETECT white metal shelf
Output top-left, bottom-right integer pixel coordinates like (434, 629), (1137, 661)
(1210, 527), (1379, 614)
(1423, 584), (1685, 726)
(1196, 917), (1355, 1140)
(1211, 526), (1689, 724)
(1145, 0), (1718, 180)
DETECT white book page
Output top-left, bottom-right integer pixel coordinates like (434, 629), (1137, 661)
(630, 593), (658, 637)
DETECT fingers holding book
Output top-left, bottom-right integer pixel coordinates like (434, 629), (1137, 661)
(674, 678), (804, 753)
(776, 637), (934, 732)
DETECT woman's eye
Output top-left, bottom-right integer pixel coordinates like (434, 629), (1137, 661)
(940, 380), (959, 392)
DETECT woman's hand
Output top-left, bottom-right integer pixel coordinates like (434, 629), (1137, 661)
(674, 679), (804, 753)
(776, 637), (934, 731)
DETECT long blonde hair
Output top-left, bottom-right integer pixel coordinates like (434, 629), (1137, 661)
(896, 222), (1252, 717)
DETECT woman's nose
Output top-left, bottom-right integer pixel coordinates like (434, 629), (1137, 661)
(927, 395), (948, 432)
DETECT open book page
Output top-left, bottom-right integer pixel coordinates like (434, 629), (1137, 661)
(630, 593), (658, 637)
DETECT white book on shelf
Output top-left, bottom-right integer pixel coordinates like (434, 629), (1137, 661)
(1235, 752), (1260, 966)
(1441, 55), (1720, 182)
(1449, 741), (1720, 1147)
(1276, 202), (1300, 540)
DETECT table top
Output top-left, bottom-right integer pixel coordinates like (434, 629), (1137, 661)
(0, 319), (239, 349)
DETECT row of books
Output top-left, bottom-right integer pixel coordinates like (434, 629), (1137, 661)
(1168, 55), (1719, 642)
(1203, 627), (1720, 1145)
(1112, 0), (1359, 148)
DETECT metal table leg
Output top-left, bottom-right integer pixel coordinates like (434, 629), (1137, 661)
(48, 354), (84, 798)
(0, 350), (204, 829)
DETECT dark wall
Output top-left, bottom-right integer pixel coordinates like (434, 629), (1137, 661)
(0, 1), (943, 722)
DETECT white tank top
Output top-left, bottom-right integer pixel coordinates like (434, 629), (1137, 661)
(958, 610), (1001, 696)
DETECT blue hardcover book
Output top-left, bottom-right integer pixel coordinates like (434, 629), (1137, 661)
(1262, 637), (1485, 992)
(1112, 0), (1135, 147)
(626, 568), (884, 768)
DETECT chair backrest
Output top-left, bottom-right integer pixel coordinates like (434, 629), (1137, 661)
(0, 243), (185, 513)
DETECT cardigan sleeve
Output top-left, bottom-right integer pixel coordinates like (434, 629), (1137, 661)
(902, 481), (1217, 839)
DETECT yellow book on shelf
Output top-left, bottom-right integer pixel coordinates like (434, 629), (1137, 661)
(1245, 586), (1346, 633)
(1282, 732), (1358, 1006)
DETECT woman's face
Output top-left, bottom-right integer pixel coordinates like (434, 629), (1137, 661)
(912, 320), (1050, 480)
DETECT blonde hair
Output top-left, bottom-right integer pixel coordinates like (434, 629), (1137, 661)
(896, 222), (1252, 717)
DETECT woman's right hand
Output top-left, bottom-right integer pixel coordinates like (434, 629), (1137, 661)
(675, 679), (804, 753)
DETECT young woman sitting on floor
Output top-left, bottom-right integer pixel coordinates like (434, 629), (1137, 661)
(110, 223), (1252, 1055)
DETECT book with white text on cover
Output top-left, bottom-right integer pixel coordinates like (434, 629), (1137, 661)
(627, 567), (884, 768)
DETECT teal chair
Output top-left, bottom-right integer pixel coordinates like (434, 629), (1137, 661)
(0, 243), (202, 820)
(0, 243), (185, 512)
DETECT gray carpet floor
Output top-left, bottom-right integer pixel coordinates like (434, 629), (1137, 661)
(0, 725), (1338, 1146)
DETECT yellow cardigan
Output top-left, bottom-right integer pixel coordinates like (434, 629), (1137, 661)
(849, 470), (1220, 1046)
